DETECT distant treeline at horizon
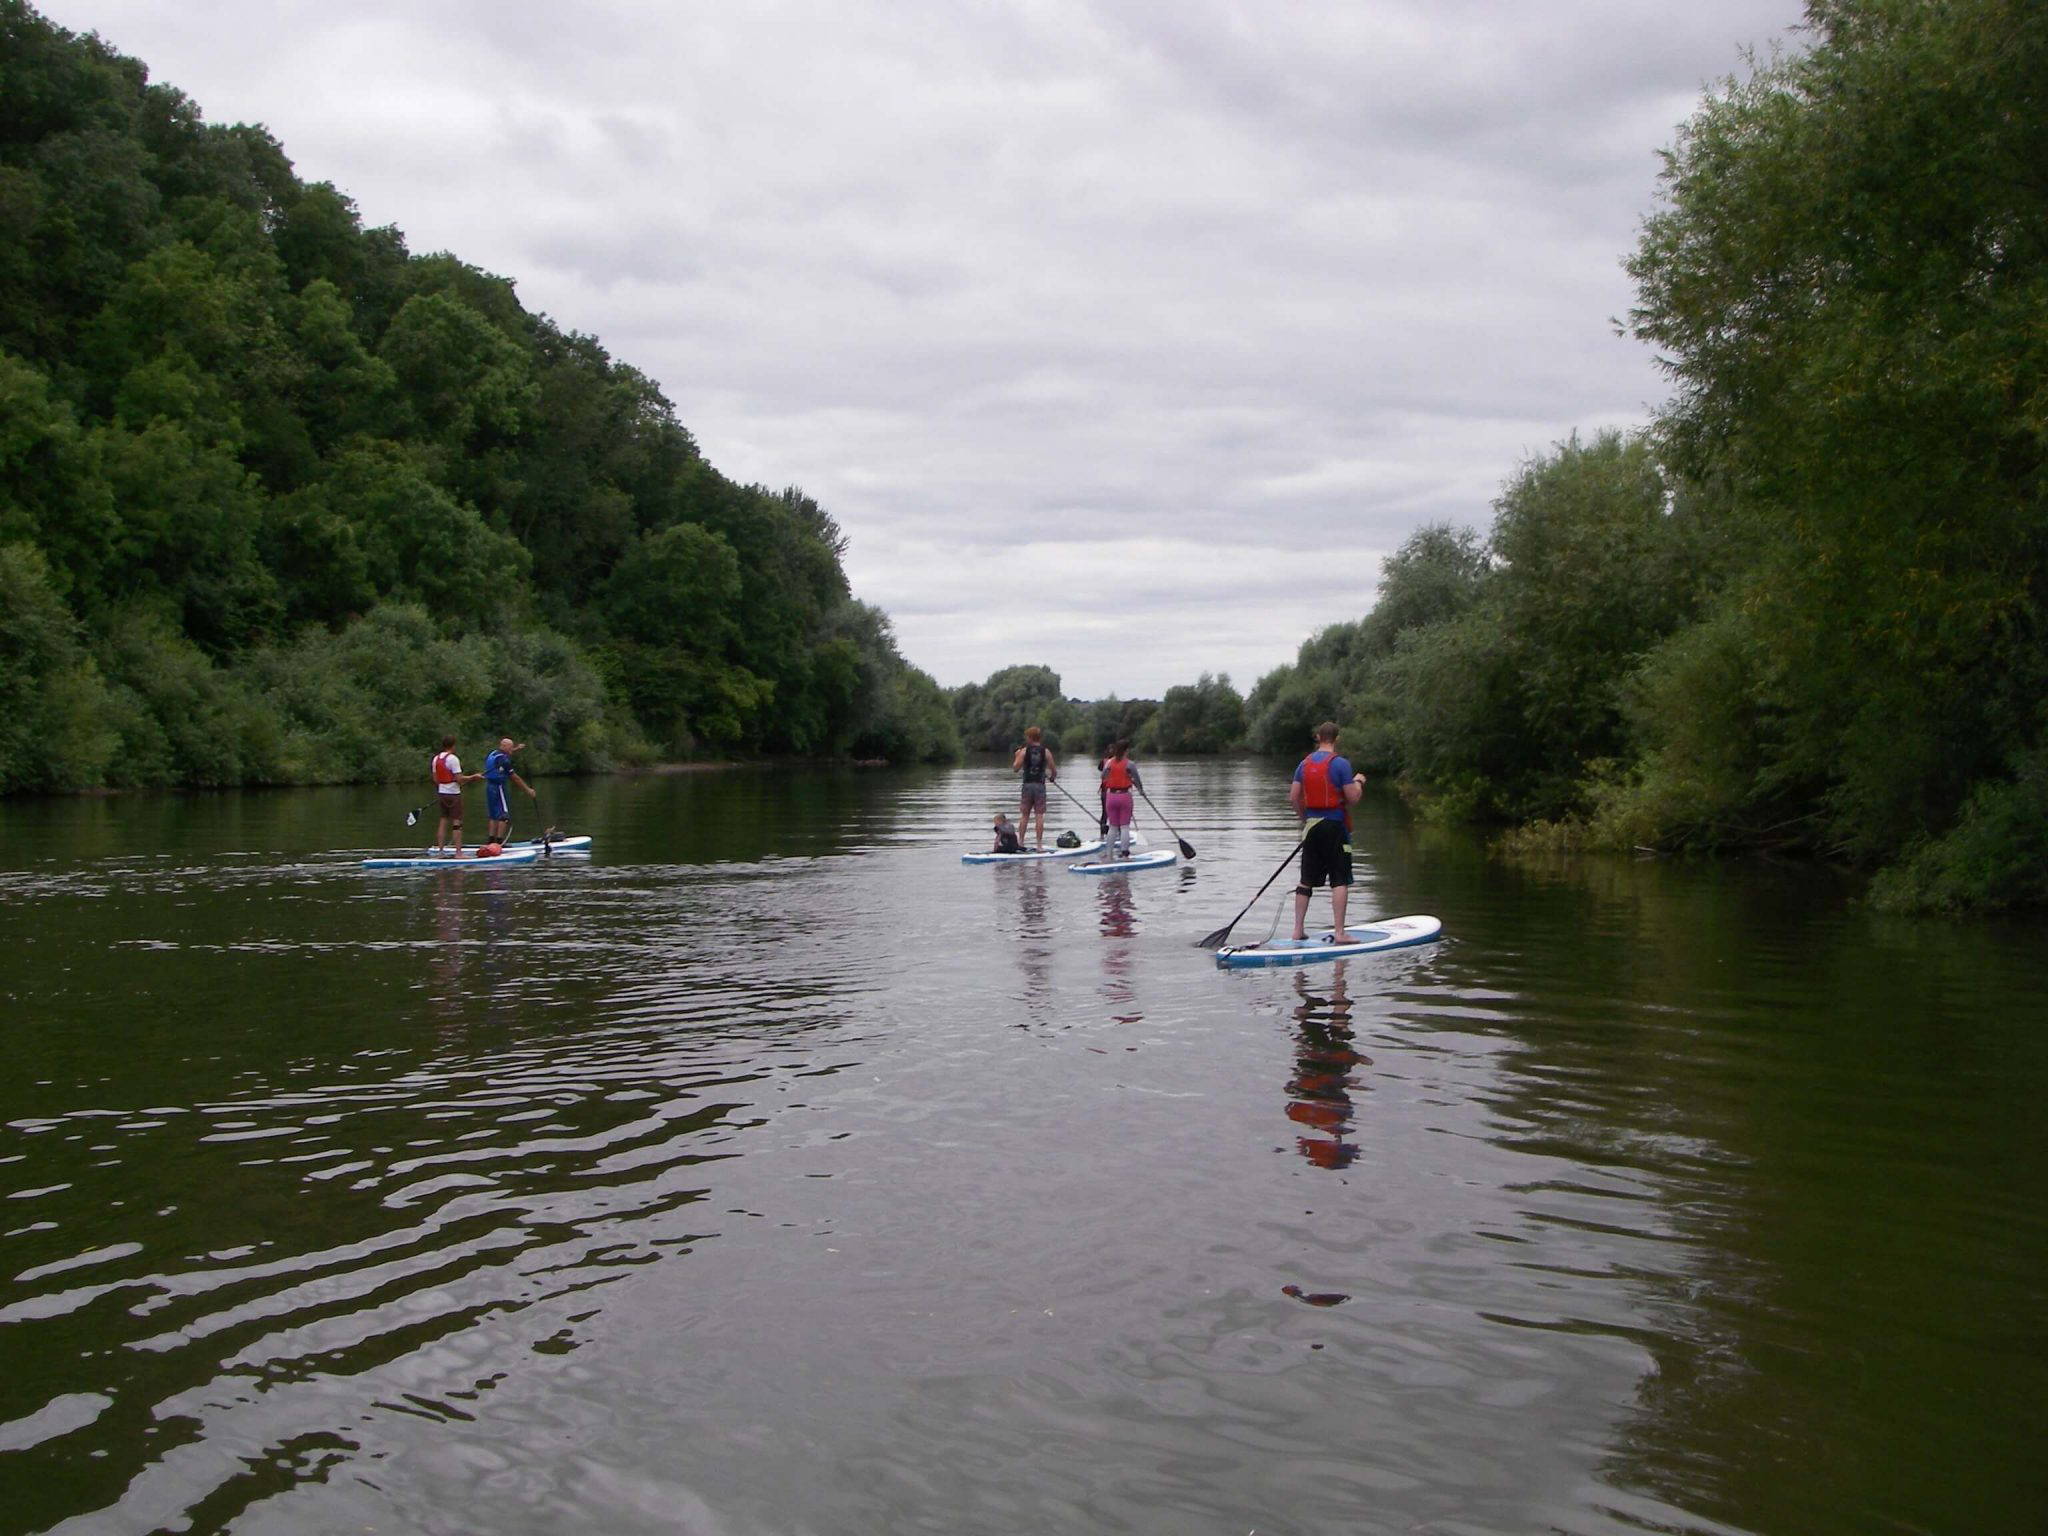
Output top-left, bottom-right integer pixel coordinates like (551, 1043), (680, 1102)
(957, 0), (2048, 914)
(0, 0), (959, 797)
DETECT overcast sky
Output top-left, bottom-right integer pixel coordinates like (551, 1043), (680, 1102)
(42, 0), (1806, 699)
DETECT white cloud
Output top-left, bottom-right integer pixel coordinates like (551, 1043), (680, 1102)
(41, 0), (1809, 697)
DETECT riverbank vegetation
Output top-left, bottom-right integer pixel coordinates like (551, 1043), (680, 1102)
(0, 1), (958, 794)
(971, 1), (2047, 913)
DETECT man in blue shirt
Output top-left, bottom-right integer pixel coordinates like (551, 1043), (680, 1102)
(482, 737), (536, 844)
(1288, 721), (1363, 942)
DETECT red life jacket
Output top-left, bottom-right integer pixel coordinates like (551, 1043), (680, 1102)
(432, 752), (457, 786)
(1102, 757), (1133, 792)
(1299, 751), (1343, 811)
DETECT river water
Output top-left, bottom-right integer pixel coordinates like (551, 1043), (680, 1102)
(1, 761), (2043, 1536)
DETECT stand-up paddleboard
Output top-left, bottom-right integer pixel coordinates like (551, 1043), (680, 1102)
(1215, 914), (1441, 969)
(508, 834), (593, 853)
(362, 844), (549, 870)
(1068, 848), (1178, 874)
(963, 839), (1108, 864)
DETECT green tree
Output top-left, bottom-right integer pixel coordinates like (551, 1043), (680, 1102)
(951, 664), (1077, 753)
(1143, 672), (1244, 754)
(0, 541), (116, 789)
(1627, 0), (2048, 875)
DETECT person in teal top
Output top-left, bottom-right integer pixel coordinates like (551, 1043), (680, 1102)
(481, 737), (535, 844)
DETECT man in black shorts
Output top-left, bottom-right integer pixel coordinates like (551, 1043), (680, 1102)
(1288, 722), (1364, 941)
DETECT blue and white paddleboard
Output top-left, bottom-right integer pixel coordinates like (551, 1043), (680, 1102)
(963, 839), (1108, 864)
(362, 843), (561, 870)
(1215, 914), (1442, 969)
(508, 834), (593, 853)
(1068, 848), (1178, 874)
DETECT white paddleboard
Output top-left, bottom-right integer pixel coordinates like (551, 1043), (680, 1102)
(962, 839), (1108, 864)
(1067, 848), (1178, 874)
(508, 834), (593, 853)
(1214, 914), (1442, 969)
(362, 844), (547, 870)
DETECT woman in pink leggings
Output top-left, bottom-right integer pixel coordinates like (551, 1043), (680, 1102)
(1098, 740), (1143, 858)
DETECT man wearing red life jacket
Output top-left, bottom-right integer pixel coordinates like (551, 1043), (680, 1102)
(429, 734), (482, 856)
(1288, 721), (1364, 942)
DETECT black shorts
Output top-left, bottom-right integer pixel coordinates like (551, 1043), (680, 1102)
(1299, 817), (1352, 888)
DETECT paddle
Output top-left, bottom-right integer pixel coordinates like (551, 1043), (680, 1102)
(1194, 838), (1301, 950)
(1136, 785), (1196, 860)
(1052, 776), (1106, 837)
(525, 785), (550, 856)
(405, 806), (421, 827)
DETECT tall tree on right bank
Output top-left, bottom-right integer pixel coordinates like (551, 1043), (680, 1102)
(1626, 0), (2048, 902)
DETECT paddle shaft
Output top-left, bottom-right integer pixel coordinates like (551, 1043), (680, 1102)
(1196, 838), (1301, 949)
(1137, 786), (1196, 860)
(1050, 775), (1105, 835)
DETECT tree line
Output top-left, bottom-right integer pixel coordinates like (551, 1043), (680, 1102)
(962, 0), (2048, 913)
(0, 0), (959, 794)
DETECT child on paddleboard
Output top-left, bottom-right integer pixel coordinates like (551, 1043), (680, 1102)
(991, 813), (1025, 855)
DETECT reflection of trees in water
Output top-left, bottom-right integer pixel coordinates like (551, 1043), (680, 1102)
(1286, 966), (1366, 1169)
(1409, 831), (2048, 1535)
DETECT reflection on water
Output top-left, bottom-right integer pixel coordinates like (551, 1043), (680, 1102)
(2, 762), (2046, 1535)
(1286, 968), (1366, 1171)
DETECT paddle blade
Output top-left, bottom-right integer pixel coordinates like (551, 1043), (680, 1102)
(405, 808), (418, 827)
(1177, 837), (1197, 860)
(1194, 921), (1235, 950)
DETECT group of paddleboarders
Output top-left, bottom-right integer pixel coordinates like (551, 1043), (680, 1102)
(429, 736), (536, 856)
(996, 720), (1360, 940)
(997, 728), (1147, 860)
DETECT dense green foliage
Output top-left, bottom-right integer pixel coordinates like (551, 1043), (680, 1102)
(0, 2), (956, 793)
(1238, 0), (2048, 910)
(1615, 0), (2048, 903)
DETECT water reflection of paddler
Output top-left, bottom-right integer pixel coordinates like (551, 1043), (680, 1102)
(1096, 874), (1138, 1013)
(1014, 863), (1054, 1021)
(1286, 966), (1368, 1170)
(429, 865), (466, 996)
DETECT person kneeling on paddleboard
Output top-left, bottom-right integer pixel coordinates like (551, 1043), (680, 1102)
(991, 813), (1025, 855)
(1289, 722), (1363, 942)
(1099, 741), (1142, 860)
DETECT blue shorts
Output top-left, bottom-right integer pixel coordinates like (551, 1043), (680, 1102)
(485, 782), (509, 821)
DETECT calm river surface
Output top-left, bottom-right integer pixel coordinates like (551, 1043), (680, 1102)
(2, 760), (2044, 1536)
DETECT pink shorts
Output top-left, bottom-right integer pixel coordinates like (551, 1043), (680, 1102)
(1104, 790), (1133, 827)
